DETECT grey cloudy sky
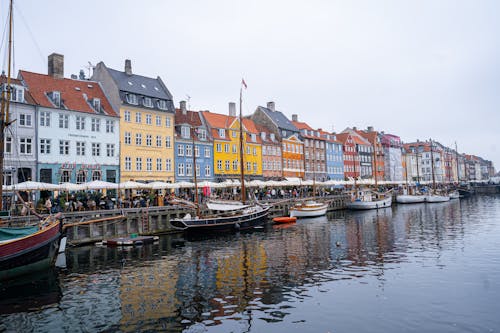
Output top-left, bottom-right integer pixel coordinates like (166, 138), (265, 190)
(3, 0), (499, 168)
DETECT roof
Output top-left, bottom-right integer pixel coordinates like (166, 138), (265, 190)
(255, 123), (280, 145)
(0, 74), (36, 105)
(20, 70), (117, 117)
(341, 128), (371, 146)
(107, 67), (172, 100)
(201, 111), (261, 143)
(257, 106), (298, 133)
(319, 129), (342, 144)
(175, 109), (202, 127)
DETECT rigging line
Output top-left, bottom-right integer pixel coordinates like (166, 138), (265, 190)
(13, 2), (45, 67)
(0, 15), (8, 70)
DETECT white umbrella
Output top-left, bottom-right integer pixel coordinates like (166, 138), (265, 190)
(148, 181), (170, 190)
(175, 181), (195, 189)
(119, 180), (148, 189)
(58, 182), (85, 191)
(83, 180), (120, 190)
(10, 181), (60, 191)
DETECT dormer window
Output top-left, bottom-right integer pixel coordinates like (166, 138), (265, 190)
(93, 98), (101, 112)
(10, 86), (24, 103)
(270, 133), (275, 141)
(143, 97), (153, 108)
(181, 126), (190, 139)
(261, 132), (266, 140)
(126, 93), (138, 105)
(219, 129), (225, 138)
(50, 91), (61, 108)
(158, 100), (168, 110)
(251, 133), (256, 142)
(198, 129), (207, 140)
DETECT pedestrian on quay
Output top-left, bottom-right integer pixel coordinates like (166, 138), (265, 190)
(45, 197), (52, 214)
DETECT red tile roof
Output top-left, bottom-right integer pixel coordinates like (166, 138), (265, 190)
(175, 109), (202, 127)
(201, 111), (261, 143)
(19, 70), (117, 117)
(0, 74), (36, 104)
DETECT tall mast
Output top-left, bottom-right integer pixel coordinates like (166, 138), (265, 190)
(0, 0), (14, 211)
(455, 141), (460, 183)
(238, 83), (246, 203)
(404, 149), (409, 187)
(430, 139), (436, 191)
(312, 136), (316, 197)
(416, 150), (420, 184)
(192, 126), (200, 216)
(372, 138), (378, 187)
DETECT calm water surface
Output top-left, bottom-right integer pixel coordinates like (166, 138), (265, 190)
(1, 195), (499, 332)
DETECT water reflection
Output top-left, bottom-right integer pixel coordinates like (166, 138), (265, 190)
(1, 196), (499, 332)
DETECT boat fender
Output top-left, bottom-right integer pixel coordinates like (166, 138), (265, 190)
(234, 223), (240, 230)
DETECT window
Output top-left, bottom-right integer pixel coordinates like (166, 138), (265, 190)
(93, 98), (101, 112)
(205, 147), (210, 158)
(91, 118), (100, 132)
(124, 110), (131, 122)
(205, 165), (211, 176)
(125, 157), (132, 171)
(186, 145), (192, 157)
(186, 163), (192, 176)
(246, 146), (251, 155)
(253, 162), (257, 172)
(60, 170), (70, 183)
(232, 144), (237, 153)
(181, 126), (190, 139)
(124, 132), (131, 145)
(194, 145), (200, 157)
(196, 164), (200, 177)
(92, 143), (101, 156)
(40, 111), (50, 127)
(216, 144), (222, 152)
(76, 170), (87, 184)
(92, 170), (101, 181)
(5, 136), (12, 153)
(225, 160), (230, 171)
(19, 114), (32, 127)
(76, 116), (85, 130)
(246, 162), (251, 171)
(178, 163), (185, 176)
(166, 116), (171, 128)
(51, 91), (61, 107)
(217, 160), (222, 170)
(166, 159), (172, 171)
(40, 139), (51, 154)
(178, 144), (184, 156)
(158, 100), (168, 110)
(198, 129), (207, 140)
(19, 137), (32, 154)
(156, 158), (162, 171)
(251, 134), (256, 142)
(135, 112), (142, 123)
(146, 134), (152, 146)
(136, 157), (142, 171)
(106, 144), (115, 157)
(135, 133), (142, 145)
(143, 97), (153, 108)
(59, 140), (69, 155)
(224, 144), (229, 153)
(219, 129), (225, 138)
(76, 141), (85, 156)
(10, 86), (24, 102)
(253, 147), (257, 155)
(166, 136), (171, 148)
(146, 114), (152, 124)
(127, 94), (138, 105)
(106, 120), (114, 133)
(232, 130), (237, 138)
(233, 160), (238, 170)
(156, 135), (162, 147)
(155, 115), (161, 126)
(146, 158), (152, 171)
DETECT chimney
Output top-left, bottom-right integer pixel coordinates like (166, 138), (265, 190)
(228, 102), (236, 117)
(48, 53), (64, 79)
(125, 59), (132, 75)
(267, 101), (275, 111)
(70, 74), (78, 80)
(367, 126), (374, 132)
(292, 114), (298, 122)
(353, 126), (357, 131)
(180, 101), (187, 115)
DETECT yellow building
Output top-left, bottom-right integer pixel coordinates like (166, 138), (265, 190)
(92, 60), (175, 182)
(201, 106), (262, 181)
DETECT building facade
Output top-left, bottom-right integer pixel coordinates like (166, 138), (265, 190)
(357, 127), (385, 182)
(321, 130), (344, 181)
(92, 59), (175, 182)
(336, 132), (358, 179)
(255, 124), (282, 179)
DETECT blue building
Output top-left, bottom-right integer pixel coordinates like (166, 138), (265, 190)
(322, 131), (344, 181)
(174, 101), (213, 182)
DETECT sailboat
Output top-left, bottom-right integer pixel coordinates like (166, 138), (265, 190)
(346, 139), (392, 210)
(170, 80), (270, 232)
(396, 148), (426, 203)
(425, 139), (450, 203)
(0, 0), (62, 280)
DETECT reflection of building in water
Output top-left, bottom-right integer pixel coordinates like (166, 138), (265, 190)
(119, 257), (180, 332)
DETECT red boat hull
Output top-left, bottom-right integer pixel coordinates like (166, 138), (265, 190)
(273, 216), (297, 224)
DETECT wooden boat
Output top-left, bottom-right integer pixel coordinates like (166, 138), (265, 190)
(425, 139), (450, 204)
(396, 195), (426, 204)
(425, 194), (450, 203)
(347, 188), (393, 210)
(448, 191), (460, 200)
(289, 200), (328, 218)
(273, 216), (297, 224)
(0, 214), (61, 281)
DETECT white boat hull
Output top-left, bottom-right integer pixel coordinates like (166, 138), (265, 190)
(396, 195), (426, 204)
(289, 204), (328, 218)
(426, 195), (450, 203)
(448, 192), (460, 200)
(346, 196), (392, 210)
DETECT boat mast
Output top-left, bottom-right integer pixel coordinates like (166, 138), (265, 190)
(0, 0), (14, 211)
(429, 139), (436, 192)
(372, 139), (378, 187)
(455, 141), (460, 183)
(238, 82), (246, 204)
(191, 126), (200, 216)
(312, 135), (316, 197)
(416, 150), (420, 184)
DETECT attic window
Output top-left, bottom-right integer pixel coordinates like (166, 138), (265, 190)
(75, 87), (81, 91)
(141, 84), (146, 89)
(143, 97), (153, 108)
(158, 100), (168, 110)
(126, 93), (138, 105)
(128, 81), (133, 86)
(154, 86), (159, 91)
(50, 91), (61, 108)
(87, 84), (93, 88)
(251, 134), (256, 142)
(93, 98), (101, 112)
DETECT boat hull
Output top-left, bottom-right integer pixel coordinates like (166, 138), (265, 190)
(346, 197), (392, 210)
(0, 220), (61, 281)
(289, 205), (328, 218)
(273, 217), (297, 224)
(425, 195), (450, 203)
(171, 206), (270, 233)
(396, 195), (426, 204)
(448, 192), (460, 200)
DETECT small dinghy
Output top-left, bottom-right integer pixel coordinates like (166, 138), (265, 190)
(272, 216), (297, 224)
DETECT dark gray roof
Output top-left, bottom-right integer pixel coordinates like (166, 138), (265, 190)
(258, 106), (298, 133)
(107, 67), (172, 100)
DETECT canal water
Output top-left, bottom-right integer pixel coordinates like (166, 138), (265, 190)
(1, 195), (499, 333)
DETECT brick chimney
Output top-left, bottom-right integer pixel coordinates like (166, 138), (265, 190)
(48, 53), (64, 79)
(228, 102), (236, 117)
(180, 101), (187, 115)
(125, 59), (132, 75)
(267, 101), (275, 111)
(292, 114), (298, 122)
(367, 126), (374, 132)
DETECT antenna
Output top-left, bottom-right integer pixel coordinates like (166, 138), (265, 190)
(86, 61), (95, 78)
(186, 94), (191, 110)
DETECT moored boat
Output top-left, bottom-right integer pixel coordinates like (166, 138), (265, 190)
(347, 195), (392, 210)
(396, 194), (426, 204)
(272, 216), (297, 224)
(425, 194), (450, 203)
(289, 200), (328, 218)
(448, 191), (460, 200)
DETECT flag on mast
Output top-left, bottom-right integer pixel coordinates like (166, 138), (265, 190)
(241, 78), (247, 89)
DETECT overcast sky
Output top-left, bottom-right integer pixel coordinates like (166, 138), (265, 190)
(2, 0), (499, 169)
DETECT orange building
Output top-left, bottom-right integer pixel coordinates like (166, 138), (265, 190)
(357, 127), (385, 183)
